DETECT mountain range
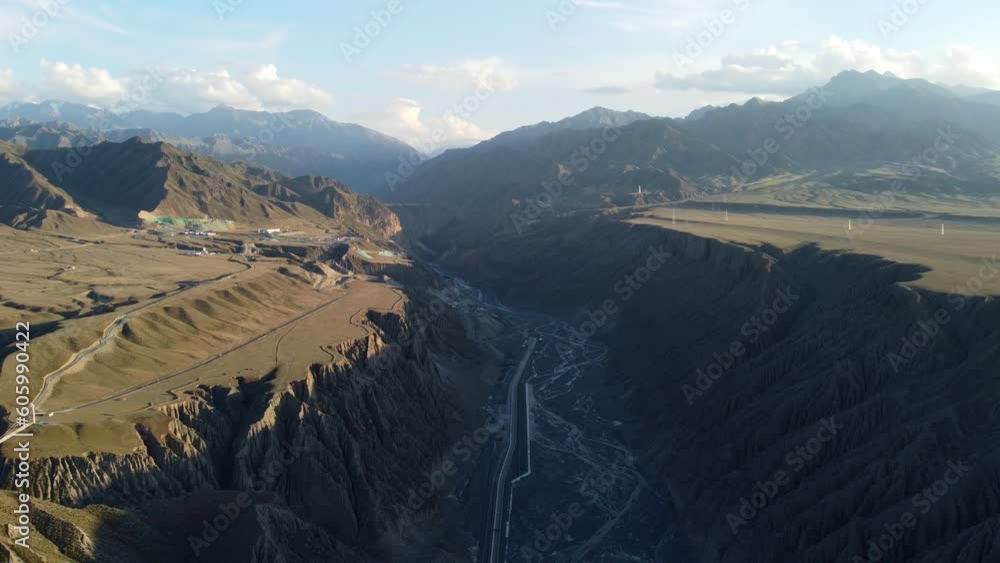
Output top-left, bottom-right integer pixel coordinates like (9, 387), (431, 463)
(385, 71), (1000, 237)
(4, 70), (1000, 239)
(0, 137), (400, 238)
(1, 102), (419, 194)
(4, 69), (1000, 563)
(480, 106), (653, 148)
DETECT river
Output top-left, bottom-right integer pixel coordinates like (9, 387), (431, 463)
(437, 272), (692, 562)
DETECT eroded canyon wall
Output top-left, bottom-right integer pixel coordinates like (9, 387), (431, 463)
(0, 260), (502, 563)
(439, 216), (1000, 563)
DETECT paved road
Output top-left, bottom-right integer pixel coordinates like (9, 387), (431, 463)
(49, 289), (355, 416)
(0, 314), (126, 445)
(481, 336), (537, 563)
(0, 259), (252, 444)
(33, 315), (125, 407)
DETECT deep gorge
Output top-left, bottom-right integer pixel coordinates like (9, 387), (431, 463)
(427, 215), (1000, 563)
(3, 215), (999, 563)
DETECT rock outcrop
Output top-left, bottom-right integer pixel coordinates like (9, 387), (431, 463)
(439, 215), (1000, 563)
(1, 268), (499, 561)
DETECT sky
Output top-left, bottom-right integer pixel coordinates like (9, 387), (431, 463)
(1, 0), (999, 150)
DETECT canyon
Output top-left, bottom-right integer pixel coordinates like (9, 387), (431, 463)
(422, 213), (1000, 563)
(2, 68), (1000, 563)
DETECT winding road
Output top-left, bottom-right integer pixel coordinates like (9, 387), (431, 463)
(0, 314), (126, 445)
(481, 336), (537, 563)
(0, 258), (252, 444)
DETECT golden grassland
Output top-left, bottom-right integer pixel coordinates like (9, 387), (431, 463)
(633, 205), (1000, 295)
(0, 490), (182, 562)
(0, 225), (408, 458)
(0, 230), (242, 327)
(719, 172), (1000, 218)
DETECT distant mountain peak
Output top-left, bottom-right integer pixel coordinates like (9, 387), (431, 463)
(549, 106), (651, 129)
(836, 69), (888, 78)
(831, 69), (894, 83)
(819, 69), (955, 102)
(576, 105), (618, 116)
(684, 105), (720, 121)
(568, 106), (651, 123)
(480, 106), (653, 149)
(0, 101), (419, 194)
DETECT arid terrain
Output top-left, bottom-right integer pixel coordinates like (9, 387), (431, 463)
(2, 56), (1000, 563)
(633, 202), (1000, 294)
(0, 142), (509, 562)
(423, 203), (1000, 563)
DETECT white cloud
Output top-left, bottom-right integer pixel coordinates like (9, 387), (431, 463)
(442, 114), (490, 143)
(40, 60), (126, 102)
(245, 64), (333, 110)
(656, 43), (816, 95)
(812, 36), (926, 78)
(24, 62), (334, 114)
(656, 36), (1000, 97)
(376, 97), (494, 153)
(933, 46), (1000, 89)
(0, 69), (14, 93)
(580, 85), (634, 95)
(151, 67), (259, 112)
(385, 98), (428, 138)
(400, 57), (518, 92)
(149, 65), (333, 113)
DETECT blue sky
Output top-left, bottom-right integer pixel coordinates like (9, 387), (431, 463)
(1, 0), (998, 148)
